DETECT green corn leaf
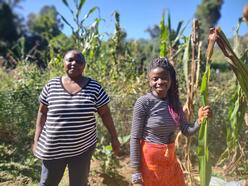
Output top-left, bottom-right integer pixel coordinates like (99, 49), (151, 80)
(76, 0), (87, 18)
(215, 28), (248, 100)
(198, 64), (212, 186)
(167, 11), (171, 33)
(172, 20), (189, 48)
(58, 12), (75, 32)
(62, 0), (69, 7)
(61, 0), (74, 16)
(78, 0), (86, 12)
(159, 12), (168, 57)
(81, 6), (98, 24)
(167, 11), (171, 46)
(175, 20), (184, 36)
(227, 84), (246, 149)
(200, 64), (211, 106)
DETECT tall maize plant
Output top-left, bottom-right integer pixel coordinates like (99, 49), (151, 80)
(49, 0), (103, 78)
(159, 11), (186, 62)
(197, 46), (212, 186)
(216, 19), (248, 174)
(182, 19), (201, 186)
(197, 24), (248, 185)
(59, 0), (103, 59)
(207, 27), (248, 99)
(160, 12), (169, 58)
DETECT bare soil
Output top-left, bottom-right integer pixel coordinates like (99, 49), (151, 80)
(88, 156), (132, 186)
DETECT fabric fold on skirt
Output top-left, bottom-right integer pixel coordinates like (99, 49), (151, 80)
(141, 140), (185, 186)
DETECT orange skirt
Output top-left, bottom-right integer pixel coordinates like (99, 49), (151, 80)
(141, 140), (185, 186)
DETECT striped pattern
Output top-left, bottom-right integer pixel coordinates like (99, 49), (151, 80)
(130, 93), (199, 169)
(35, 77), (110, 160)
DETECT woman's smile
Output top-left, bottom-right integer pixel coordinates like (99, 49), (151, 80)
(148, 67), (171, 98)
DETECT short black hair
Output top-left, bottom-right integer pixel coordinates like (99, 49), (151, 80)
(63, 49), (86, 64)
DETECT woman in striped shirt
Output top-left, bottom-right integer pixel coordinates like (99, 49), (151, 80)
(33, 49), (120, 186)
(130, 57), (211, 186)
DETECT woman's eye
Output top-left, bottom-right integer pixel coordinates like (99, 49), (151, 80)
(151, 77), (169, 81)
(163, 76), (169, 80)
(66, 58), (82, 63)
(66, 58), (74, 62)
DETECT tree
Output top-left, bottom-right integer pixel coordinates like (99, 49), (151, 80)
(27, 5), (63, 39)
(24, 5), (64, 68)
(0, 2), (19, 55)
(194, 0), (223, 48)
(145, 25), (160, 39)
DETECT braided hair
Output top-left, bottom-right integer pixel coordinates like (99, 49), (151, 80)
(148, 57), (180, 114)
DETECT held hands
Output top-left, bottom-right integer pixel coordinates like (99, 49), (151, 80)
(198, 105), (212, 124)
(111, 137), (121, 156)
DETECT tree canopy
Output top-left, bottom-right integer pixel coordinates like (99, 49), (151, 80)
(195, 0), (223, 48)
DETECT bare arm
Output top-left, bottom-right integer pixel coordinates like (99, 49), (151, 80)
(180, 105), (212, 136)
(97, 104), (120, 155)
(32, 103), (48, 153)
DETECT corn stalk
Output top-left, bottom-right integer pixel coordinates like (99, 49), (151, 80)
(207, 27), (248, 100)
(60, 0), (103, 55)
(180, 19), (201, 186)
(196, 25), (220, 186)
(184, 19), (201, 122)
(159, 11), (187, 64)
(215, 20), (247, 174)
(197, 59), (212, 186)
(197, 24), (248, 185)
(217, 84), (246, 174)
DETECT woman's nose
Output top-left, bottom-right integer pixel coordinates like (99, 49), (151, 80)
(157, 78), (163, 83)
(71, 60), (77, 65)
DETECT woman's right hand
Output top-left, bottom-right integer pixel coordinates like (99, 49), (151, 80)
(131, 171), (143, 186)
(198, 105), (212, 124)
(32, 142), (37, 155)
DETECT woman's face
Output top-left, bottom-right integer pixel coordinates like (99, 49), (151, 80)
(64, 51), (85, 78)
(148, 67), (171, 98)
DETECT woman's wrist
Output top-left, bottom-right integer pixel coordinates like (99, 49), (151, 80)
(131, 172), (142, 184)
(197, 118), (203, 125)
(33, 138), (38, 144)
(111, 136), (119, 143)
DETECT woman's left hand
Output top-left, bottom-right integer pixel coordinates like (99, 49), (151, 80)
(111, 137), (121, 156)
(198, 105), (212, 124)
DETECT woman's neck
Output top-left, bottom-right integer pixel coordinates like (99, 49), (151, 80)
(151, 90), (167, 100)
(64, 75), (84, 83)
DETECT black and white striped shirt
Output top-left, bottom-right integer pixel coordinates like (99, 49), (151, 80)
(130, 93), (200, 169)
(35, 77), (110, 160)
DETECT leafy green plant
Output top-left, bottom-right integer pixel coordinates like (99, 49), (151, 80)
(197, 18), (248, 184)
(93, 136), (120, 176)
(60, 0), (102, 52)
(159, 11), (187, 62)
(208, 27), (248, 100)
(197, 62), (212, 186)
(215, 20), (248, 174)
